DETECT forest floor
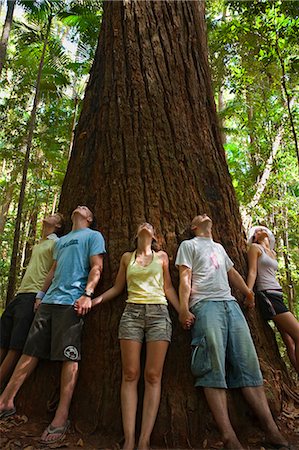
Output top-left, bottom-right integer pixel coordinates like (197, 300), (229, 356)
(0, 402), (299, 450)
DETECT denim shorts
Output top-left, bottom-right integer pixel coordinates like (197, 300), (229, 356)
(23, 304), (83, 361)
(190, 300), (263, 389)
(118, 303), (172, 343)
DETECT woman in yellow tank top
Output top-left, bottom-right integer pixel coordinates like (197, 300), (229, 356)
(93, 223), (180, 450)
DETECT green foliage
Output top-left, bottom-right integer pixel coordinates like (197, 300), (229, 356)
(0, 0), (102, 301)
(207, 0), (299, 361)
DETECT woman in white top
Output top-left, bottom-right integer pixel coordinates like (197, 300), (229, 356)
(93, 223), (181, 450)
(247, 226), (299, 374)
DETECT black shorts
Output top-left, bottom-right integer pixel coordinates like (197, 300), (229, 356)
(257, 291), (289, 321)
(23, 303), (83, 361)
(0, 293), (36, 351)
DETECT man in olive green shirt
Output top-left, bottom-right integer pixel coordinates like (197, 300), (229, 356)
(0, 213), (64, 386)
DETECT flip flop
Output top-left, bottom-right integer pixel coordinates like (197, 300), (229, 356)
(0, 407), (16, 419)
(264, 443), (292, 450)
(40, 419), (70, 444)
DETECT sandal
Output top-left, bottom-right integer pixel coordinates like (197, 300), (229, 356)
(40, 419), (70, 444)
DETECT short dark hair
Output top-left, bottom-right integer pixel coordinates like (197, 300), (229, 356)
(55, 213), (65, 237)
(89, 213), (98, 230)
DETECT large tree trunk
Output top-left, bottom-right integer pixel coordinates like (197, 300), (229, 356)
(17, 1), (296, 447)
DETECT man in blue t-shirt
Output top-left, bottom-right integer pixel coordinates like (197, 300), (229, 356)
(0, 206), (106, 444)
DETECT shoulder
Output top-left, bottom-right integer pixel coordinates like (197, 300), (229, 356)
(121, 252), (132, 266)
(178, 238), (194, 250)
(86, 229), (105, 244)
(156, 250), (169, 263)
(86, 228), (103, 238)
(248, 243), (262, 256)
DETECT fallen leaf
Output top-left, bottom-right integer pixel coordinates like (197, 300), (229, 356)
(76, 438), (84, 447)
(202, 438), (207, 448)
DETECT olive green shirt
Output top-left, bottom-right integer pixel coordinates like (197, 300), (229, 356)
(17, 234), (58, 294)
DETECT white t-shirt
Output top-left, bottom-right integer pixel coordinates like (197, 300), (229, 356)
(175, 237), (234, 308)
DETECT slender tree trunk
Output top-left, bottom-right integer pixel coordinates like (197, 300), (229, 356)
(0, 0), (4, 17)
(242, 98), (294, 230)
(18, 1), (297, 447)
(5, 17), (52, 305)
(281, 189), (294, 313)
(0, 0), (16, 75)
(68, 95), (79, 159)
(0, 183), (14, 234)
(23, 209), (38, 270)
(276, 44), (299, 172)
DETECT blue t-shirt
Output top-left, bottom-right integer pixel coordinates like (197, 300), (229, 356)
(43, 227), (106, 305)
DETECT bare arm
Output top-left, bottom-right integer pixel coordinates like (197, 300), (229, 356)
(247, 244), (260, 290)
(34, 261), (57, 311)
(178, 265), (195, 329)
(160, 252), (180, 313)
(91, 252), (130, 307)
(227, 267), (255, 308)
(74, 254), (104, 316)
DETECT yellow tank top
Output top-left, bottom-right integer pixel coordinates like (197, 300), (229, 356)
(126, 251), (167, 304)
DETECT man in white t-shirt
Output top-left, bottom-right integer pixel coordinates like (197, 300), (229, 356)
(176, 214), (288, 450)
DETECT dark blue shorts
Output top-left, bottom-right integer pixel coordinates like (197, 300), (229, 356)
(0, 293), (36, 351)
(23, 304), (83, 361)
(257, 291), (289, 320)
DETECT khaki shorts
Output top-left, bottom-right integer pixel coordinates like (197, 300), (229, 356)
(118, 303), (172, 343)
(23, 304), (83, 361)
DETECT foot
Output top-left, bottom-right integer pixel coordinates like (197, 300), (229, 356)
(223, 436), (244, 450)
(40, 419), (70, 444)
(0, 407), (16, 419)
(0, 399), (16, 418)
(137, 439), (150, 450)
(264, 429), (289, 449)
(122, 438), (135, 450)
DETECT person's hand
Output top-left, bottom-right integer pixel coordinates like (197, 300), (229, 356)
(179, 310), (195, 330)
(34, 298), (41, 312)
(74, 296), (92, 316)
(244, 290), (255, 309)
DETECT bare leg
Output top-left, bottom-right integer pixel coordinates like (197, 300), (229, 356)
(242, 386), (288, 447)
(0, 349), (22, 386)
(120, 340), (142, 450)
(138, 341), (169, 450)
(0, 354), (39, 411)
(40, 361), (79, 443)
(0, 348), (8, 364)
(273, 312), (299, 373)
(278, 329), (297, 371)
(204, 388), (244, 450)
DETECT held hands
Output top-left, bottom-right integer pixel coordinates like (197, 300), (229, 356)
(34, 290), (45, 312)
(244, 289), (255, 309)
(179, 309), (195, 330)
(34, 298), (41, 312)
(74, 295), (92, 316)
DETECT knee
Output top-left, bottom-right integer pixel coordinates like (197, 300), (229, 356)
(122, 367), (140, 383)
(144, 369), (161, 385)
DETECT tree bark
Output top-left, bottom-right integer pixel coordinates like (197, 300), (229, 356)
(17, 1), (297, 447)
(0, 0), (17, 76)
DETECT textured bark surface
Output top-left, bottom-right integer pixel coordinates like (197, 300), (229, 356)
(17, 1), (296, 447)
